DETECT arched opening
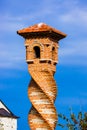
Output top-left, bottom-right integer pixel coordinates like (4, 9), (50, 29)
(34, 46), (40, 58)
(52, 47), (55, 60)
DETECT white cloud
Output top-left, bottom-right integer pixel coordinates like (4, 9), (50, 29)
(0, 42), (26, 69)
(59, 41), (87, 57)
(60, 8), (87, 27)
(0, 14), (25, 32)
(58, 40), (87, 65)
(1, 0), (87, 32)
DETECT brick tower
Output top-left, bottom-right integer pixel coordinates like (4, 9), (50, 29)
(17, 23), (66, 130)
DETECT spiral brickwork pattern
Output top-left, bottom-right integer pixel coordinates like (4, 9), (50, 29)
(28, 69), (57, 130)
(17, 22), (66, 130)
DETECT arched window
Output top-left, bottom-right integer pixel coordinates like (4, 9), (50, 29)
(52, 47), (55, 60)
(34, 46), (40, 58)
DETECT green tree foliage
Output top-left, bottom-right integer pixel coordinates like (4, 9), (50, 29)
(58, 110), (87, 130)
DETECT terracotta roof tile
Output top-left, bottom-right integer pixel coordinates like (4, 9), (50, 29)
(17, 23), (67, 40)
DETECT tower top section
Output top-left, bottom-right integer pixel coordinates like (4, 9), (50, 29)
(17, 22), (67, 72)
(17, 22), (66, 41)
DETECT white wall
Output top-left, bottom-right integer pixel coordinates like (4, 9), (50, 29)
(0, 117), (17, 130)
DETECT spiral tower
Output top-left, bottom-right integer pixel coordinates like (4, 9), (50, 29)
(17, 23), (66, 130)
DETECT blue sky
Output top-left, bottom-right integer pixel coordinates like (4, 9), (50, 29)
(0, 0), (87, 129)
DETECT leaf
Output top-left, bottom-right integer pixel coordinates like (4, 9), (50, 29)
(84, 112), (87, 122)
(78, 112), (82, 120)
(57, 123), (64, 128)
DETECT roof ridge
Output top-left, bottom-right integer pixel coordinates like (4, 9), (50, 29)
(0, 100), (19, 118)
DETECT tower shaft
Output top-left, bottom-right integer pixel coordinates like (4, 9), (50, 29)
(28, 69), (57, 130)
(17, 23), (66, 130)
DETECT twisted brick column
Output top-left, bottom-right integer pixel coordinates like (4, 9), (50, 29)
(28, 69), (57, 130)
(17, 22), (66, 130)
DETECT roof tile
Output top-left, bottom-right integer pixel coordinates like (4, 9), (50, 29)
(17, 23), (67, 40)
(0, 108), (18, 118)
